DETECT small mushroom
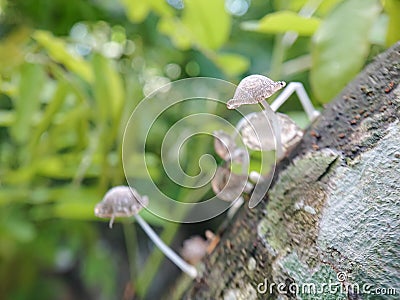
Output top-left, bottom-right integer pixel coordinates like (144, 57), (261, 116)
(212, 131), (252, 216)
(226, 75), (285, 158)
(214, 130), (238, 161)
(94, 186), (198, 278)
(180, 231), (220, 265)
(227, 75), (286, 109)
(237, 111), (303, 152)
(180, 236), (208, 265)
(211, 166), (253, 202)
(213, 130), (247, 165)
(94, 185), (149, 228)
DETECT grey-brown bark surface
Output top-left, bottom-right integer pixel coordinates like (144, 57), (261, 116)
(178, 43), (400, 299)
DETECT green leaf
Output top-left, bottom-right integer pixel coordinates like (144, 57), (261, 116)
(53, 202), (99, 220)
(213, 53), (250, 76)
(182, 0), (230, 50)
(52, 187), (101, 220)
(47, 105), (90, 151)
(0, 188), (29, 206)
(158, 17), (192, 50)
(0, 110), (15, 127)
(241, 11), (321, 36)
(288, 0), (344, 16)
(288, 0), (309, 12)
(11, 63), (45, 144)
(93, 54), (125, 122)
(149, 0), (174, 18)
(92, 53), (125, 122)
(317, 0), (344, 16)
(0, 27), (30, 74)
(30, 80), (69, 150)
(124, 152), (161, 181)
(382, 0), (400, 46)
(2, 167), (35, 185)
(120, 0), (173, 23)
(310, 0), (381, 103)
(33, 30), (93, 83)
(120, 0), (150, 22)
(369, 14), (389, 46)
(34, 153), (101, 179)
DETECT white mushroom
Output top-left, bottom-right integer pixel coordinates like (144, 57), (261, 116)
(236, 111), (303, 152)
(227, 75), (286, 109)
(211, 166), (253, 202)
(226, 75), (284, 158)
(94, 186), (198, 278)
(226, 74), (320, 160)
(180, 236), (208, 265)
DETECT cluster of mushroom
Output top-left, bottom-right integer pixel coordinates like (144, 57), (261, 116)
(211, 74), (319, 211)
(94, 74), (321, 279)
(226, 74), (319, 159)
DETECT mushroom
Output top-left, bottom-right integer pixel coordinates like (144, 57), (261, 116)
(180, 230), (220, 265)
(236, 111), (303, 153)
(180, 236), (208, 265)
(211, 166), (253, 202)
(226, 75), (286, 109)
(94, 186), (198, 278)
(226, 75), (285, 159)
(213, 130), (246, 163)
(226, 74), (320, 160)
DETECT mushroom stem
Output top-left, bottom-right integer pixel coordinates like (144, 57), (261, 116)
(270, 82), (320, 121)
(259, 99), (284, 159)
(134, 214), (198, 278)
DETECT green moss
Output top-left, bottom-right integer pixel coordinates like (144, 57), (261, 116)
(257, 149), (339, 267)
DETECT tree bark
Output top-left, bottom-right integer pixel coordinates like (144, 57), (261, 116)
(176, 42), (400, 300)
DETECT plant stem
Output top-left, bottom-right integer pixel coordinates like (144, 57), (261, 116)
(258, 100), (283, 159)
(135, 222), (179, 296)
(123, 222), (138, 284)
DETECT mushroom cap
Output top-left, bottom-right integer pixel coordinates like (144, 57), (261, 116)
(213, 130), (237, 161)
(94, 186), (148, 218)
(213, 130), (246, 164)
(227, 75), (286, 109)
(211, 166), (251, 201)
(180, 236), (208, 265)
(237, 112), (303, 151)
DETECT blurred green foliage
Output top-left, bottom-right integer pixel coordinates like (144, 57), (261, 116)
(0, 0), (398, 299)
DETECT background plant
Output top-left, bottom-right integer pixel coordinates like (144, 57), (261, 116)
(0, 0), (398, 299)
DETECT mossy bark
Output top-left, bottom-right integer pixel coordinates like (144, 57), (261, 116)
(177, 43), (400, 300)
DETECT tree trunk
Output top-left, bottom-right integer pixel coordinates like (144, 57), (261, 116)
(176, 42), (400, 300)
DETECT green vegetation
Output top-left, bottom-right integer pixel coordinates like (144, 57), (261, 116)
(0, 0), (398, 298)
